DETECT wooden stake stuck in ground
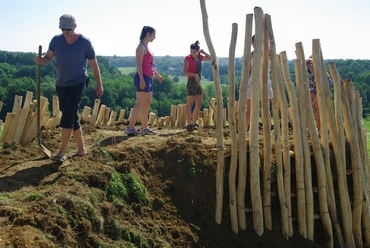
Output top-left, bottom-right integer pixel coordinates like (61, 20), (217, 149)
(248, 6), (264, 236)
(266, 15), (289, 239)
(261, 14), (272, 231)
(200, 0), (225, 226)
(227, 22), (239, 234)
(280, 52), (306, 238)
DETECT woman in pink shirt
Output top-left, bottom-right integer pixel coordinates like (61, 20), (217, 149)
(125, 26), (163, 136)
(183, 41), (211, 131)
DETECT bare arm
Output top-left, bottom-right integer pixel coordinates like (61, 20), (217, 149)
(88, 58), (104, 97)
(154, 69), (163, 82)
(35, 49), (54, 65)
(199, 49), (211, 61)
(136, 44), (145, 81)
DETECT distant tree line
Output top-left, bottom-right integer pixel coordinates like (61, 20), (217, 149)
(1, 50), (370, 121)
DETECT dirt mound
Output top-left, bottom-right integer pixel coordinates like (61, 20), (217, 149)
(0, 124), (323, 247)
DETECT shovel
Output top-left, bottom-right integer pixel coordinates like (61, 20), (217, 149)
(37, 45), (52, 158)
(197, 81), (217, 114)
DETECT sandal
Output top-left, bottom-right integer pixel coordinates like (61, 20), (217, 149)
(51, 155), (66, 163)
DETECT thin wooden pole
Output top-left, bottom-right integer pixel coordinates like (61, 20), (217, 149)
(261, 14), (272, 230)
(237, 13), (253, 231)
(280, 52), (307, 238)
(266, 14), (289, 239)
(328, 62), (354, 246)
(227, 22), (238, 233)
(200, 0), (225, 225)
(342, 79), (363, 246)
(297, 43), (340, 247)
(312, 40), (336, 220)
(294, 58), (314, 241)
(355, 91), (370, 244)
(247, 6), (264, 236)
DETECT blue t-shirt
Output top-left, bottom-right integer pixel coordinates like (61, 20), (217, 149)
(49, 34), (96, 87)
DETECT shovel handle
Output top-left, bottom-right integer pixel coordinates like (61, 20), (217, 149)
(37, 46), (42, 136)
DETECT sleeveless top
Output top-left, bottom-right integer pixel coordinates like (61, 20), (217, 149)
(185, 54), (203, 80)
(140, 42), (154, 77)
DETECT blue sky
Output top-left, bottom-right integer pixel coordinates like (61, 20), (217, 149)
(1, 0), (369, 59)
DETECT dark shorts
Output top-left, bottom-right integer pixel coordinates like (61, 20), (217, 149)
(186, 79), (202, 96)
(56, 83), (85, 130)
(134, 73), (153, 92)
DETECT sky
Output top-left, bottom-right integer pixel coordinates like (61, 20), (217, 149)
(1, 0), (369, 60)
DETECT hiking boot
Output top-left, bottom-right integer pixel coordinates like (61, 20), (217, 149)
(125, 126), (138, 136)
(139, 127), (156, 135)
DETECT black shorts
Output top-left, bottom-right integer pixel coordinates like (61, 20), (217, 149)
(56, 83), (85, 130)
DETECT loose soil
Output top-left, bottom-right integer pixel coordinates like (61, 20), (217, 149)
(0, 123), (324, 247)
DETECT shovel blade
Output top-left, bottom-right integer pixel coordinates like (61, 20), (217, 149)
(39, 139), (52, 158)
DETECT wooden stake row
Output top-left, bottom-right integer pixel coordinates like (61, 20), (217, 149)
(0, 94), (221, 145)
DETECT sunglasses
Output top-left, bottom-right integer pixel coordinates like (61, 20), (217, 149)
(61, 28), (72, 31)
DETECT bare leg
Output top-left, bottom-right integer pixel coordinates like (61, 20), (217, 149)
(140, 92), (152, 129)
(56, 127), (73, 157)
(129, 92), (149, 128)
(192, 95), (202, 124)
(186, 95), (195, 126)
(73, 127), (87, 155)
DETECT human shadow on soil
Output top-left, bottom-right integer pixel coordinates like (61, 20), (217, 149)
(0, 161), (62, 192)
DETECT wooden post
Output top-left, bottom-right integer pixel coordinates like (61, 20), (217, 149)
(177, 104), (184, 128)
(227, 22), (238, 234)
(19, 101), (37, 145)
(102, 107), (110, 125)
(52, 95), (59, 117)
(237, 13), (253, 231)
(296, 43), (340, 246)
(170, 105), (177, 127)
(198, 118), (203, 133)
(11, 91), (33, 142)
(107, 110), (117, 126)
(91, 99), (101, 124)
(342, 79), (367, 246)
(246, 7), (264, 236)
(354, 91), (370, 245)
(53, 111), (62, 127)
(200, 0), (225, 226)
(328, 63), (354, 246)
(118, 109), (126, 123)
(182, 104), (187, 127)
(95, 104), (106, 125)
(203, 109), (209, 127)
(280, 52), (306, 238)
(222, 108), (226, 127)
(12, 95), (22, 113)
(294, 58), (315, 240)
(315, 42), (357, 247)
(265, 15), (289, 239)
(1, 113), (16, 143)
(158, 117), (165, 128)
(261, 14), (272, 231)
(81, 106), (91, 122)
(164, 116), (171, 127)
(208, 98), (216, 126)
(148, 112), (155, 126)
